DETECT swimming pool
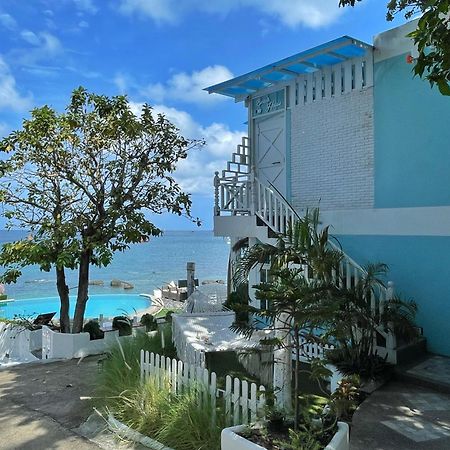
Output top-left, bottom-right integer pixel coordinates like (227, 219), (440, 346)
(0, 294), (151, 320)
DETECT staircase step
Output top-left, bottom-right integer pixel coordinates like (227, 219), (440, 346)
(394, 352), (450, 394)
(231, 155), (249, 164)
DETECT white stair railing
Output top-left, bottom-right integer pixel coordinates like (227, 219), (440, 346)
(214, 136), (251, 216)
(252, 176), (395, 324)
(214, 139), (397, 358)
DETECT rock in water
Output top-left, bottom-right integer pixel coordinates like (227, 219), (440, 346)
(110, 279), (122, 287)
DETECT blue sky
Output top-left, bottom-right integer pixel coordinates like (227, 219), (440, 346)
(0, 0), (407, 231)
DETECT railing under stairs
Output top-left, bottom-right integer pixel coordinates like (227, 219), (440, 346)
(214, 137), (398, 362)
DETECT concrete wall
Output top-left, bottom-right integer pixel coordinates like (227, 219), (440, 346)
(374, 39), (450, 208)
(290, 88), (374, 212)
(337, 234), (450, 356)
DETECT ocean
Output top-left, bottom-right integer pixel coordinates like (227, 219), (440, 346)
(0, 230), (230, 300)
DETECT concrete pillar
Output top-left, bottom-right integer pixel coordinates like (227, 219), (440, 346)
(187, 262), (196, 297)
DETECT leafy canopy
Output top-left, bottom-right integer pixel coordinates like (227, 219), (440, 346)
(0, 87), (202, 330)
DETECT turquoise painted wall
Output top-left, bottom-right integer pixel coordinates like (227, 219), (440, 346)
(338, 234), (450, 357)
(374, 53), (450, 208)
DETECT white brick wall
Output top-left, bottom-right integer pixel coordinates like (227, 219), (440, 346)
(290, 88), (374, 211)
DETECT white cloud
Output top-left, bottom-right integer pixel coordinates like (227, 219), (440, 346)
(142, 65), (233, 105)
(21, 30), (41, 46)
(0, 56), (33, 112)
(0, 12), (17, 30)
(119, 0), (177, 24)
(14, 31), (63, 66)
(129, 101), (245, 194)
(114, 72), (131, 93)
(73, 0), (98, 14)
(118, 0), (343, 28)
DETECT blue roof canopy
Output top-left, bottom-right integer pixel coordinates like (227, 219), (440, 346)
(205, 36), (372, 102)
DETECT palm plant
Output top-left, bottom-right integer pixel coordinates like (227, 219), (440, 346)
(328, 263), (418, 377)
(253, 269), (338, 430)
(233, 208), (342, 288)
(231, 209), (342, 430)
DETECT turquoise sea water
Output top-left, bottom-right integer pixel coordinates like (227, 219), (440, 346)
(0, 230), (229, 304)
(0, 294), (150, 319)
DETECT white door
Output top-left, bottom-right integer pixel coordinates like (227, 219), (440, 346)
(255, 113), (286, 196)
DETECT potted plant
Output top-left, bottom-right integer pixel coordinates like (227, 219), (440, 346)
(112, 315), (132, 336)
(140, 313), (156, 331)
(265, 406), (286, 432)
(83, 320), (105, 340)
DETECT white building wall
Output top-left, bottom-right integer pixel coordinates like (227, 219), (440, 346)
(290, 87), (374, 212)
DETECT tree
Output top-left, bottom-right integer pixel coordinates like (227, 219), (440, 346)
(0, 106), (82, 332)
(340, 0), (450, 95)
(252, 269), (337, 431)
(1, 87), (202, 332)
(232, 210), (342, 430)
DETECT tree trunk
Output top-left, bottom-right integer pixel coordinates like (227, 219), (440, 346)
(294, 326), (300, 431)
(72, 249), (91, 333)
(56, 266), (70, 333)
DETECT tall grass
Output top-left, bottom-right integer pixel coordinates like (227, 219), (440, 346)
(96, 327), (225, 449)
(97, 326), (176, 404)
(112, 377), (225, 450)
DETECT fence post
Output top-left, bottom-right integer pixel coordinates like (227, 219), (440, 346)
(241, 380), (249, 425)
(250, 383), (257, 423)
(233, 377), (240, 426)
(258, 386), (266, 418)
(171, 358), (177, 395)
(225, 375), (232, 426)
(177, 360), (183, 394)
(210, 372), (217, 427)
(155, 354), (160, 389)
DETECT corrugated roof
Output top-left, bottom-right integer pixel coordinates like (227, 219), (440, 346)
(205, 36), (372, 101)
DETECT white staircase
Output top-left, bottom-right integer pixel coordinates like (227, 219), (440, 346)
(214, 136), (400, 363)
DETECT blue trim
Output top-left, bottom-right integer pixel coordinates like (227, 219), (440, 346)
(205, 36), (372, 101)
(286, 109), (291, 201)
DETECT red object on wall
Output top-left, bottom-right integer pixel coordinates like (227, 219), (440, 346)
(406, 54), (414, 64)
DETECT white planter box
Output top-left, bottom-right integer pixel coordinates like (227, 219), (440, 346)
(221, 425), (265, 450)
(221, 422), (349, 450)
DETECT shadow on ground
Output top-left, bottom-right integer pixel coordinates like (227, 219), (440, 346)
(0, 356), (105, 449)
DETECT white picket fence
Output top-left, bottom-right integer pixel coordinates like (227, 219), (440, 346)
(140, 350), (266, 426)
(294, 336), (335, 363)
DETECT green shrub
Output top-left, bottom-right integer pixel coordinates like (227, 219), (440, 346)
(140, 313), (156, 331)
(224, 286), (249, 324)
(112, 315), (132, 336)
(165, 310), (174, 323)
(83, 320), (104, 340)
(0, 294), (7, 301)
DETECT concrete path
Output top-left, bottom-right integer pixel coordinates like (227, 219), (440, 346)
(351, 381), (450, 450)
(0, 356), (104, 449)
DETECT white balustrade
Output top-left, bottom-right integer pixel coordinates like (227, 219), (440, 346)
(215, 133), (396, 354)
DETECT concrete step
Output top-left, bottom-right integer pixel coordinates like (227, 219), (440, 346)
(394, 352), (450, 394)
